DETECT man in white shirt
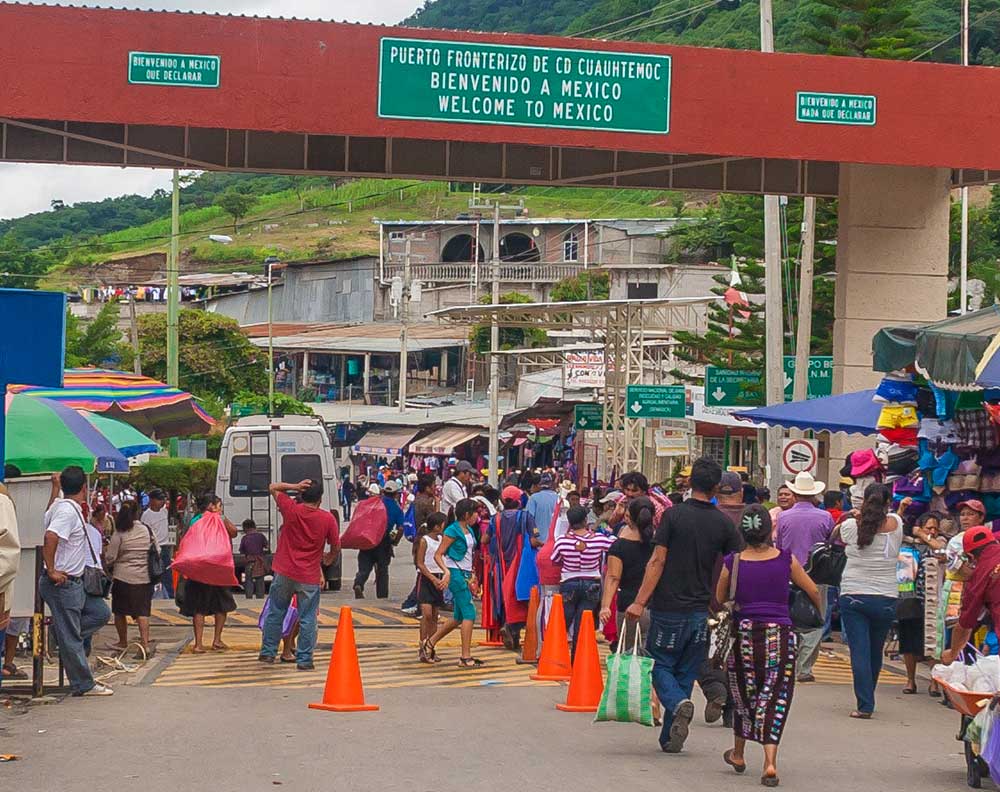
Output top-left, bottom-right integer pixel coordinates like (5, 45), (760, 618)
(141, 489), (172, 598)
(38, 467), (113, 697)
(441, 460), (474, 521)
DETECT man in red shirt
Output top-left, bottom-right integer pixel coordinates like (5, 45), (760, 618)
(942, 526), (1000, 665)
(258, 479), (340, 670)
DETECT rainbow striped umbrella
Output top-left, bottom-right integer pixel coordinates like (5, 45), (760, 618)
(10, 368), (213, 438)
(4, 393), (129, 475)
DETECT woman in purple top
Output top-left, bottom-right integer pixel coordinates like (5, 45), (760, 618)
(715, 505), (821, 788)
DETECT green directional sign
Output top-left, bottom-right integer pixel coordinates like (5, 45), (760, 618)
(128, 51), (221, 88)
(574, 403), (605, 430)
(626, 384), (686, 420)
(704, 367), (765, 408)
(783, 356), (834, 401)
(796, 92), (876, 126)
(230, 403), (255, 418)
(378, 37), (671, 134)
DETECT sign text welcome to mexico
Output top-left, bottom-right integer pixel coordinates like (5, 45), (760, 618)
(378, 37), (671, 135)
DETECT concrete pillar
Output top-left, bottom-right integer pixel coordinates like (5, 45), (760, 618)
(440, 348), (449, 386)
(301, 351), (310, 389)
(828, 163), (951, 481)
(363, 352), (371, 403)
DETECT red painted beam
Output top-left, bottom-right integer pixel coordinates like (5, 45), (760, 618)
(1, 3), (999, 171)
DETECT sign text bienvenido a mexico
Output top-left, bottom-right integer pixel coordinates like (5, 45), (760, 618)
(128, 51), (221, 88)
(379, 38), (671, 134)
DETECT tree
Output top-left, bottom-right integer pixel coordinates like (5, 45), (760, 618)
(0, 235), (56, 289)
(801, 0), (925, 59)
(214, 189), (256, 232)
(470, 292), (547, 353)
(550, 270), (610, 302)
(64, 301), (125, 367)
(231, 389), (314, 416)
(128, 309), (267, 403)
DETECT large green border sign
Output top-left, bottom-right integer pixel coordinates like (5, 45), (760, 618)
(128, 51), (220, 88)
(378, 37), (671, 134)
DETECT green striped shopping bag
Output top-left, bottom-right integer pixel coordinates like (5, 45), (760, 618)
(594, 624), (654, 727)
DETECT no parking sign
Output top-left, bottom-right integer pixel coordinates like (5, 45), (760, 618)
(782, 439), (818, 476)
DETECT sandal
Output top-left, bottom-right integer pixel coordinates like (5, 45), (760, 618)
(211, 642), (230, 652)
(421, 639), (437, 662)
(724, 749), (747, 774)
(761, 772), (780, 787)
(902, 684), (918, 694)
(850, 711), (872, 719)
(457, 657), (484, 668)
(191, 646), (207, 654)
(2, 663), (27, 680)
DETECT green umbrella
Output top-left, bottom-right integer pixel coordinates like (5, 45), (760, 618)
(4, 393), (128, 475)
(80, 411), (160, 458)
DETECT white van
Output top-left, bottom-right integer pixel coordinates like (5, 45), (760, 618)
(216, 415), (340, 552)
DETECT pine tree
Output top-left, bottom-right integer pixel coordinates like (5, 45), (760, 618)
(801, 0), (926, 59)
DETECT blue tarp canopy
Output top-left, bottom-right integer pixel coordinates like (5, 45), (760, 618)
(735, 389), (880, 436)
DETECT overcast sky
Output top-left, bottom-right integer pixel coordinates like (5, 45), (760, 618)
(0, 0), (423, 221)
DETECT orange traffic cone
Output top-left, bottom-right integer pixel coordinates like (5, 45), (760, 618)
(308, 606), (379, 712)
(556, 610), (604, 712)
(516, 585), (540, 665)
(530, 593), (572, 681)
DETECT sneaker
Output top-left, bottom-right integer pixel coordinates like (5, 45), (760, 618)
(661, 699), (694, 753)
(401, 606), (418, 617)
(296, 662), (315, 671)
(258, 653), (276, 664)
(704, 691), (727, 724)
(797, 673), (816, 683)
(80, 683), (114, 697)
(353, 584), (364, 599)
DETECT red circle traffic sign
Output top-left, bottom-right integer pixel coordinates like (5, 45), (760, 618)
(782, 439), (817, 475)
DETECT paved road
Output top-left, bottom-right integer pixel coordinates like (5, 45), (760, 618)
(0, 551), (974, 789)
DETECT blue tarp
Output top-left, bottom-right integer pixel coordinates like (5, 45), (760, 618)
(735, 389), (881, 436)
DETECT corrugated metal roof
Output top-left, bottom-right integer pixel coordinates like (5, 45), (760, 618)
(245, 321), (467, 354)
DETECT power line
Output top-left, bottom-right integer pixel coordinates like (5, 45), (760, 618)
(909, 7), (1000, 61)
(605, 0), (725, 40)
(571, 0), (691, 38)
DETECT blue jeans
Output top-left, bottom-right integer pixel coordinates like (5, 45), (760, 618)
(260, 573), (321, 665)
(560, 578), (602, 660)
(38, 575), (111, 694)
(160, 546), (174, 598)
(839, 593), (897, 714)
(822, 585), (839, 641)
(647, 609), (709, 747)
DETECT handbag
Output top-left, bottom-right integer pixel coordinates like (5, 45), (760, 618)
(82, 522), (112, 598)
(594, 624), (655, 727)
(145, 524), (164, 585)
(789, 585), (823, 629)
(710, 554), (740, 668)
(805, 541), (847, 586)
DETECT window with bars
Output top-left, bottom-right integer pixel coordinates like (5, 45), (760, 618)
(563, 231), (579, 262)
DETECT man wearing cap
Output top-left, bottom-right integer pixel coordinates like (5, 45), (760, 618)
(775, 471), (834, 682)
(353, 479), (406, 599)
(677, 466), (692, 501)
(942, 526), (1000, 665)
(527, 472), (560, 542)
(715, 472), (747, 530)
(141, 489), (173, 599)
(441, 461), (474, 522)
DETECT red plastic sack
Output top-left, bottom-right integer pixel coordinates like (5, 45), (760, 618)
(340, 497), (387, 550)
(171, 512), (239, 587)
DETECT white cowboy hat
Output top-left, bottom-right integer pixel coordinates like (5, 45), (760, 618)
(785, 470), (826, 497)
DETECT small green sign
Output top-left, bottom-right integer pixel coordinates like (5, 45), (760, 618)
(574, 403), (606, 430)
(626, 384), (686, 419)
(796, 92), (876, 126)
(705, 367), (765, 408)
(783, 356), (834, 401)
(378, 37), (671, 134)
(128, 51), (220, 88)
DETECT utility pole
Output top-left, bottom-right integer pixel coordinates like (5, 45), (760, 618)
(398, 239), (411, 413)
(760, 0), (785, 491)
(959, 0), (970, 313)
(488, 204), (501, 488)
(792, 197), (816, 404)
(166, 168), (180, 387)
(129, 293), (142, 376)
(267, 258), (275, 414)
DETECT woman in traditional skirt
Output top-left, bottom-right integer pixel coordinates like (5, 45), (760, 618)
(178, 494), (238, 653)
(715, 505), (821, 787)
(104, 500), (154, 654)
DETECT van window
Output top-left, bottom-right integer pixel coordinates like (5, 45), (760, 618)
(230, 454), (271, 497)
(281, 454), (323, 486)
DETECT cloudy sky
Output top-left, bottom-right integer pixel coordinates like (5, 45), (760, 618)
(0, 0), (423, 221)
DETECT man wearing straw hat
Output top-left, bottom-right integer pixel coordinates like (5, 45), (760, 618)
(775, 470), (834, 683)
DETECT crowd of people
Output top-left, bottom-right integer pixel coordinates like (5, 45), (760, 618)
(12, 450), (1000, 785)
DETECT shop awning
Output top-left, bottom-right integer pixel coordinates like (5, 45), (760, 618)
(352, 427), (419, 456)
(411, 426), (481, 456)
(736, 389), (881, 436)
(872, 306), (1000, 390)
